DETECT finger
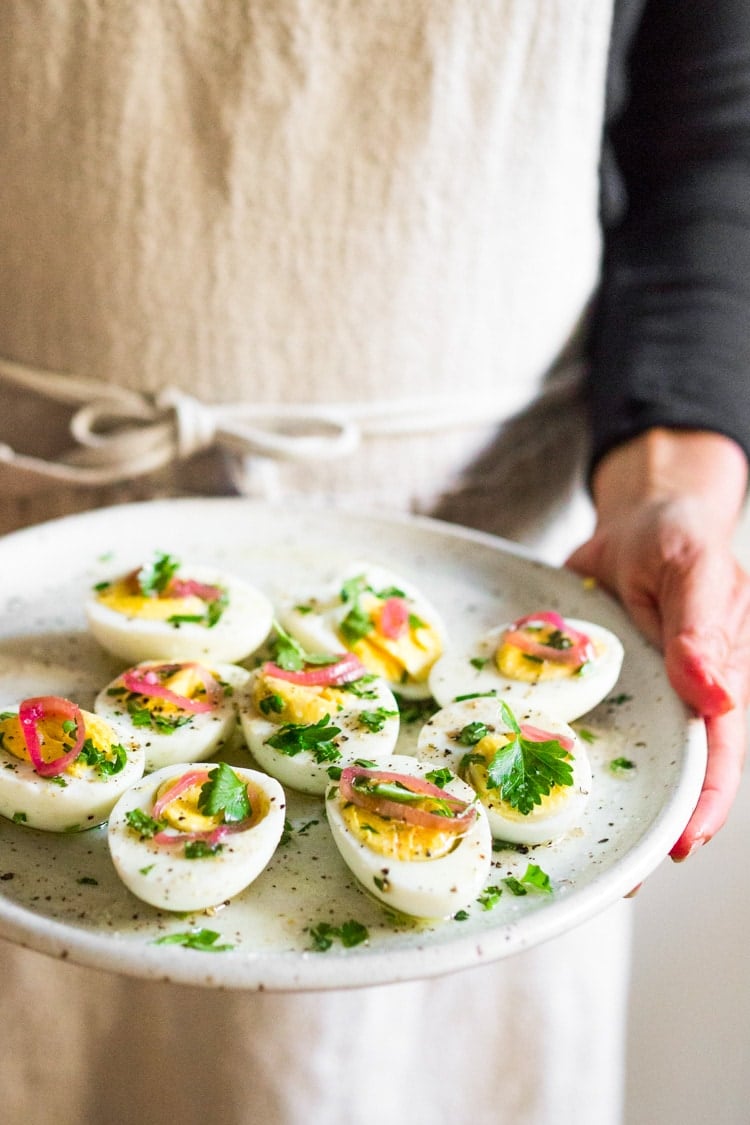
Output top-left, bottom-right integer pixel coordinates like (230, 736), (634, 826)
(566, 539), (664, 648)
(659, 551), (741, 716)
(670, 705), (747, 860)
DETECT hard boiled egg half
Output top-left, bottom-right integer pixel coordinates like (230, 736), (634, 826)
(416, 696), (592, 845)
(325, 756), (491, 919)
(94, 660), (251, 772)
(86, 551), (273, 664)
(239, 651), (399, 795)
(107, 761), (285, 911)
(278, 562), (446, 699)
(429, 610), (623, 722)
(0, 696), (144, 832)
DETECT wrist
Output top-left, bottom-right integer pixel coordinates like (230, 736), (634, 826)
(591, 428), (748, 529)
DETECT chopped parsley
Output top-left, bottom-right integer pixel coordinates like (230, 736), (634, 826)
(357, 707), (398, 733)
(184, 839), (223, 859)
(609, 756), (636, 774)
(458, 721), (489, 746)
(266, 715), (342, 764)
(78, 737), (128, 776)
(307, 919), (369, 951)
(477, 885), (503, 910)
(270, 622), (336, 671)
(125, 808), (166, 838)
(503, 863), (553, 896)
(137, 552), (180, 597)
(152, 928), (234, 952)
(425, 767), (454, 789)
(453, 909), (470, 921)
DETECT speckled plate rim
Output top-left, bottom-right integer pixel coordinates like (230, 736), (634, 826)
(0, 498), (708, 991)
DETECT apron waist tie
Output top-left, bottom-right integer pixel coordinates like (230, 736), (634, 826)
(0, 354), (583, 487)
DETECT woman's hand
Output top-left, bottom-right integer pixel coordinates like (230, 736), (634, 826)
(567, 428), (750, 860)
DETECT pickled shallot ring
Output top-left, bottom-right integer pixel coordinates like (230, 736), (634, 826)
(520, 723), (575, 754)
(339, 766), (476, 832)
(377, 597), (409, 639)
(504, 612), (594, 666)
(168, 578), (223, 602)
(151, 768), (212, 820)
(18, 695), (86, 777)
(262, 652), (366, 687)
(153, 824), (237, 846)
(121, 662), (222, 713)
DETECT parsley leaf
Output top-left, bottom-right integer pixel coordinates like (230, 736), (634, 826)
(483, 702), (574, 815)
(308, 919), (369, 951)
(125, 808), (166, 838)
(198, 762), (251, 823)
(266, 715), (342, 764)
(270, 622), (335, 671)
(357, 707), (398, 733)
(152, 928), (234, 952)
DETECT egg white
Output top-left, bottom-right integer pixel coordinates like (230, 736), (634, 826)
(415, 697), (592, 845)
(107, 763), (286, 911)
(94, 661), (251, 772)
(325, 754), (492, 919)
(85, 563), (273, 664)
(428, 617), (624, 721)
(0, 708), (144, 833)
(278, 561), (446, 699)
(239, 667), (400, 795)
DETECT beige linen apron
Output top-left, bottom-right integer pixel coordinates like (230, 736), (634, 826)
(0, 4), (630, 1124)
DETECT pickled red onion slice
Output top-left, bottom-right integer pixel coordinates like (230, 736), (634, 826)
(520, 723), (575, 755)
(339, 765), (476, 832)
(378, 597), (409, 639)
(121, 663), (222, 713)
(262, 653), (366, 687)
(151, 768), (212, 820)
(168, 578), (223, 602)
(151, 767), (251, 846)
(18, 695), (86, 778)
(503, 612), (594, 666)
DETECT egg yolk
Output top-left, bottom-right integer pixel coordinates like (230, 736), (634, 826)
(495, 624), (590, 683)
(155, 775), (268, 833)
(0, 710), (122, 778)
(463, 733), (572, 822)
(347, 594), (442, 685)
(253, 673), (345, 725)
(128, 664), (217, 717)
(96, 578), (207, 622)
(340, 801), (459, 861)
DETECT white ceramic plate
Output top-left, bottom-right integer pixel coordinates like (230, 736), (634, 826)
(0, 498), (706, 990)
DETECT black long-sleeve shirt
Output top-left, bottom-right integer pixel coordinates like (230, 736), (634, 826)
(590, 0), (750, 468)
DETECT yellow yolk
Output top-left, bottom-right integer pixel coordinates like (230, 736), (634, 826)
(132, 664), (215, 716)
(340, 801), (459, 861)
(155, 775), (268, 833)
(0, 710), (121, 777)
(253, 673), (345, 725)
(463, 733), (571, 823)
(495, 625), (594, 683)
(348, 594), (442, 685)
(96, 579), (206, 621)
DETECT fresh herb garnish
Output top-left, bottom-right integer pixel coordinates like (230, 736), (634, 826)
(152, 928), (234, 952)
(425, 767), (454, 789)
(609, 756), (635, 774)
(503, 863), (553, 896)
(453, 909), (470, 921)
(184, 839), (223, 859)
(576, 728), (597, 743)
(270, 622), (335, 671)
(266, 715), (342, 764)
(482, 702), (574, 815)
(78, 737), (128, 776)
(198, 762), (251, 823)
(357, 707), (398, 733)
(351, 776), (457, 818)
(477, 885), (503, 910)
(458, 721), (489, 746)
(137, 552), (180, 597)
(125, 808), (166, 838)
(307, 919), (369, 951)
